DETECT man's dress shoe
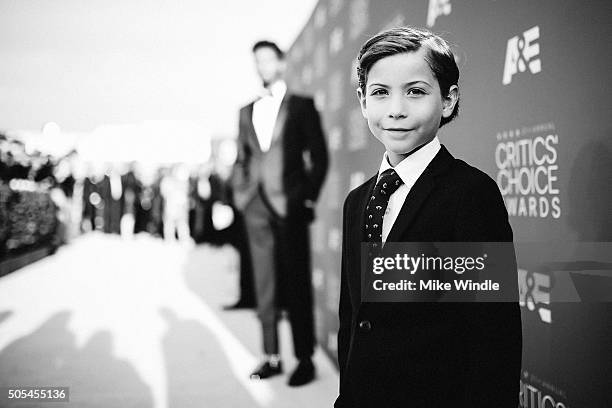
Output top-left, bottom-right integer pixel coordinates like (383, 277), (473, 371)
(288, 359), (315, 386)
(249, 361), (283, 380)
(222, 300), (255, 311)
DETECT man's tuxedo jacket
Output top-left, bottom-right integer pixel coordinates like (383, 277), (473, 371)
(336, 146), (522, 407)
(232, 93), (328, 220)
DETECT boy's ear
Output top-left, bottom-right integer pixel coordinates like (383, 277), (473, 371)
(441, 85), (459, 118)
(356, 88), (367, 119)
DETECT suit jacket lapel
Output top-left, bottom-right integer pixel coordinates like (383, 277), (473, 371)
(269, 93), (291, 147)
(385, 145), (454, 243)
(385, 171), (435, 243)
(351, 175), (377, 244)
(349, 175), (377, 304)
(244, 102), (262, 154)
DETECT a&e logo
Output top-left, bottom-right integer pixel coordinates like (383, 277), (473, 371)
(426, 0), (451, 27)
(518, 268), (551, 324)
(503, 26), (542, 85)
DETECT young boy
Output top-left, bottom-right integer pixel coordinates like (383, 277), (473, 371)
(335, 27), (522, 407)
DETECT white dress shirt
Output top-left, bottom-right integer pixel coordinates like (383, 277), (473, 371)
(252, 80), (287, 152)
(376, 137), (441, 243)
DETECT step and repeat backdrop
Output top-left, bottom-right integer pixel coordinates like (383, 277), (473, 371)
(284, 0), (612, 406)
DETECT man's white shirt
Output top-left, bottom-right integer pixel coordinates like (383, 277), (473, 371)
(252, 80), (287, 152)
(376, 137), (441, 243)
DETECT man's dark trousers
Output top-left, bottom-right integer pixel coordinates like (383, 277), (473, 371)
(243, 187), (314, 359)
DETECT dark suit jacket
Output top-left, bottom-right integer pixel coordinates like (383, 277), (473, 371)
(336, 146), (522, 408)
(231, 93), (328, 221)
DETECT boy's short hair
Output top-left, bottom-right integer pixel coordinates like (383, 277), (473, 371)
(357, 26), (460, 127)
(252, 40), (285, 60)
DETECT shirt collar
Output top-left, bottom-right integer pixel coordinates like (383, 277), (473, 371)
(377, 136), (441, 185)
(263, 80), (287, 100)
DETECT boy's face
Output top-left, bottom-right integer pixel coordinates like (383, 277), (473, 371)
(357, 48), (457, 165)
(253, 47), (285, 87)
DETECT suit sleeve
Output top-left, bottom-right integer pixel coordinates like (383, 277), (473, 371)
(301, 98), (329, 202)
(230, 108), (249, 192)
(453, 174), (522, 407)
(336, 191), (353, 400)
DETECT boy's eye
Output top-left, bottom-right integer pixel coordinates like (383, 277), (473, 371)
(407, 88), (426, 95)
(370, 88), (388, 96)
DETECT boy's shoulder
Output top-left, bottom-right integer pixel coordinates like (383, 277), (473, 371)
(444, 155), (499, 193)
(351, 174), (377, 195)
(343, 174), (377, 212)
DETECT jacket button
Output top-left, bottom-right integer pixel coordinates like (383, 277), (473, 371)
(358, 320), (371, 332)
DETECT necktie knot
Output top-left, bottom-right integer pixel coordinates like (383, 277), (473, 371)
(376, 169), (403, 197)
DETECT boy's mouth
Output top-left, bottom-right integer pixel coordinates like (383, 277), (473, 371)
(383, 128), (411, 132)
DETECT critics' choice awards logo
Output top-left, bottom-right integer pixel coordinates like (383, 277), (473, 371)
(495, 123), (561, 219)
(503, 26), (542, 85)
(427, 0), (451, 27)
(520, 371), (568, 408)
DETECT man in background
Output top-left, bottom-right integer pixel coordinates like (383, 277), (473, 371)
(231, 40), (328, 386)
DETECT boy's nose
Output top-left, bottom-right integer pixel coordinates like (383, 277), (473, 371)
(387, 96), (407, 119)
(387, 111), (407, 119)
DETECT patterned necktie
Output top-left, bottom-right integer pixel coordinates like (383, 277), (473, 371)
(364, 169), (404, 244)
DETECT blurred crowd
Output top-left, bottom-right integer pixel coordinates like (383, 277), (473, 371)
(0, 131), (240, 259)
(79, 161), (237, 245)
(0, 134), (70, 189)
